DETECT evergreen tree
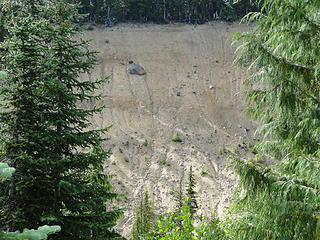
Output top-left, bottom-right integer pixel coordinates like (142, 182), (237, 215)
(174, 173), (184, 215)
(185, 166), (197, 219)
(0, 0), (123, 239)
(131, 190), (155, 240)
(229, 0), (320, 239)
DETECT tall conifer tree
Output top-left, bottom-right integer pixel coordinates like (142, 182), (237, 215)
(131, 190), (155, 240)
(230, 0), (320, 239)
(174, 173), (184, 215)
(0, 0), (122, 239)
(186, 166), (197, 219)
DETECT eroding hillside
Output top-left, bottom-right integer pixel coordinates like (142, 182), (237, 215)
(81, 22), (255, 237)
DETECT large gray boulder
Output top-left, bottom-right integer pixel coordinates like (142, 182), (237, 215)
(128, 64), (146, 75)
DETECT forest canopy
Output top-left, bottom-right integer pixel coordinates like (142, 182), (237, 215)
(76, 0), (260, 25)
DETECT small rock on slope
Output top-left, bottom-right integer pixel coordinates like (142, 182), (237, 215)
(128, 64), (146, 75)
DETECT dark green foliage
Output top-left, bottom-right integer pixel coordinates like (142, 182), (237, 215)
(228, 0), (320, 239)
(0, 0), (122, 239)
(76, 0), (260, 24)
(0, 163), (61, 239)
(131, 190), (155, 240)
(185, 166), (197, 219)
(229, 157), (320, 239)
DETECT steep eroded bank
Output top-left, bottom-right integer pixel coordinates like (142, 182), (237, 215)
(81, 22), (255, 237)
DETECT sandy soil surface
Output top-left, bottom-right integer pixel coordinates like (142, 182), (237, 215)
(81, 21), (255, 237)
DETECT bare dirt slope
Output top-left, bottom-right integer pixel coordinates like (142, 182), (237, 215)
(81, 22), (254, 237)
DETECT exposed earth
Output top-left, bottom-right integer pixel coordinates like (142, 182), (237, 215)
(81, 21), (256, 237)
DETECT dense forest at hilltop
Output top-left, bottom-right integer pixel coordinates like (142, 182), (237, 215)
(77, 0), (260, 24)
(0, 0), (258, 41)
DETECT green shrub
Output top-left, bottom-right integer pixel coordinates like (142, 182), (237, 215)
(147, 198), (194, 240)
(200, 168), (208, 176)
(172, 133), (182, 142)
